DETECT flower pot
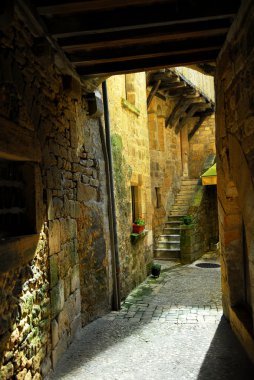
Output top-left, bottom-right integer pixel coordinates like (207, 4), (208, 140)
(132, 224), (145, 234)
(151, 266), (161, 277)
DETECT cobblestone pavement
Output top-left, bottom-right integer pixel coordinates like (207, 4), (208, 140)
(48, 258), (254, 380)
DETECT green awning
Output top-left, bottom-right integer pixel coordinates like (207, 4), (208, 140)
(201, 163), (217, 185)
(201, 163), (217, 177)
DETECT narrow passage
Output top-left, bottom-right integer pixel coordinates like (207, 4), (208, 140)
(48, 259), (254, 380)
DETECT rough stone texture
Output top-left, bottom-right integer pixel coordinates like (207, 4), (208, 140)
(148, 95), (182, 239)
(107, 74), (153, 299)
(188, 115), (216, 178)
(182, 185), (219, 264)
(0, 12), (111, 378)
(47, 260), (254, 380)
(216, 0), (254, 363)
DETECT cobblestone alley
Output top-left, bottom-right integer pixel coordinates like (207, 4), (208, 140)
(48, 259), (254, 380)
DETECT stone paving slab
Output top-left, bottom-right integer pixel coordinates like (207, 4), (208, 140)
(47, 259), (254, 380)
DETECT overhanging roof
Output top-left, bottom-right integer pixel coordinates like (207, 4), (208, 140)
(201, 163), (217, 185)
(18, 0), (241, 78)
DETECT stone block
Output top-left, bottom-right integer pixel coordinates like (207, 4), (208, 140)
(71, 265), (80, 293)
(52, 333), (68, 369)
(60, 218), (77, 243)
(69, 239), (79, 267)
(49, 254), (59, 288)
(58, 247), (71, 278)
(50, 280), (65, 318)
(70, 315), (81, 341)
(77, 182), (97, 201)
(48, 220), (61, 255)
(51, 319), (59, 349)
(0, 362), (14, 379)
(52, 197), (63, 219)
(57, 308), (70, 339)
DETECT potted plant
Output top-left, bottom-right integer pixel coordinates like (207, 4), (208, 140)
(151, 263), (161, 277)
(183, 215), (192, 225)
(132, 217), (145, 233)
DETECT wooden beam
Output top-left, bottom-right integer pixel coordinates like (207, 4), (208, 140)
(58, 19), (230, 51)
(188, 110), (214, 140)
(155, 92), (167, 101)
(177, 102), (212, 130)
(0, 116), (41, 162)
(43, 2), (238, 38)
(147, 80), (161, 108)
(159, 81), (186, 90)
(166, 97), (199, 129)
(36, 0), (171, 15)
(69, 36), (224, 65)
(76, 49), (219, 77)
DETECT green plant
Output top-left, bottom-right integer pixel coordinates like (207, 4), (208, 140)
(183, 215), (192, 225)
(151, 262), (161, 277)
(134, 217), (145, 226)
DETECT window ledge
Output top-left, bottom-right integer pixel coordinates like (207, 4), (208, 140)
(0, 234), (40, 274)
(130, 229), (148, 244)
(121, 98), (140, 116)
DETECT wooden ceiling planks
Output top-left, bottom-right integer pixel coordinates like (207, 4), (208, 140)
(29, 0), (241, 77)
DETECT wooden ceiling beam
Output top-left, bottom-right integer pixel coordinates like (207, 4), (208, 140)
(159, 82), (186, 90)
(76, 49), (219, 77)
(43, 2), (238, 38)
(58, 19), (230, 51)
(188, 109), (214, 139)
(69, 35), (224, 65)
(36, 0), (171, 15)
(147, 80), (161, 108)
(177, 102), (212, 131)
(166, 97), (199, 129)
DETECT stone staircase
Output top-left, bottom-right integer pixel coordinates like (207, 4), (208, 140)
(154, 178), (199, 260)
(170, 178), (199, 216)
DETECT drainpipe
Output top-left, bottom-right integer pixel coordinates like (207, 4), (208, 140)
(101, 80), (121, 311)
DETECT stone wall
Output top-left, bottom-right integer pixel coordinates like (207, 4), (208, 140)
(0, 11), (111, 379)
(216, 0), (254, 362)
(148, 95), (182, 238)
(188, 115), (216, 178)
(107, 74), (153, 299)
(181, 185), (219, 264)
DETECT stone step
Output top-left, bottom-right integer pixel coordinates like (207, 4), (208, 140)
(159, 234), (180, 242)
(176, 193), (194, 198)
(181, 179), (199, 184)
(163, 227), (181, 234)
(168, 215), (185, 221)
(157, 241), (180, 249)
(165, 221), (181, 226)
(174, 200), (191, 205)
(154, 248), (180, 259)
(171, 207), (188, 212)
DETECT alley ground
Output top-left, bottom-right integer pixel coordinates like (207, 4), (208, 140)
(48, 256), (254, 380)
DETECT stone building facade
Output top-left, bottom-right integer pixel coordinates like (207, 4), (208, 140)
(147, 70), (216, 242)
(0, 12), (113, 379)
(107, 73), (153, 298)
(216, 0), (254, 362)
(4, 0), (254, 375)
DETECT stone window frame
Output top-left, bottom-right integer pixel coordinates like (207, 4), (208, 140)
(130, 184), (142, 222)
(0, 116), (42, 274)
(155, 187), (162, 208)
(121, 74), (140, 116)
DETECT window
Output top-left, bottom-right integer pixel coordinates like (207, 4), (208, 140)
(0, 159), (36, 239)
(125, 74), (136, 105)
(155, 187), (161, 208)
(131, 185), (140, 222)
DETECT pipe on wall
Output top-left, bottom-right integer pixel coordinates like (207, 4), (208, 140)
(100, 80), (121, 311)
